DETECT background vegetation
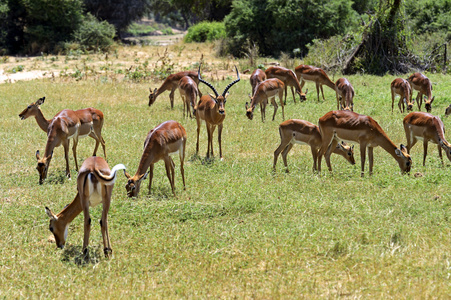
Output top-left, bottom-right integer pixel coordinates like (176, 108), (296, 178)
(1, 42), (451, 297)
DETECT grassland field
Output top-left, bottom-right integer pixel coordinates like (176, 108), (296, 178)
(1, 42), (451, 298)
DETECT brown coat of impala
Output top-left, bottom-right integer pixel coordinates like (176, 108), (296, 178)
(273, 119), (355, 172)
(196, 65), (240, 159)
(391, 78), (413, 113)
(403, 112), (451, 166)
(318, 110), (412, 176)
(148, 71), (202, 108)
(295, 64), (335, 102)
(177, 76), (199, 118)
(45, 156), (126, 258)
(124, 120), (187, 197)
(265, 66), (304, 104)
(408, 72), (434, 112)
(335, 77), (354, 111)
(245, 78), (285, 122)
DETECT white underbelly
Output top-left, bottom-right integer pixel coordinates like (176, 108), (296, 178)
(89, 190), (103, 207)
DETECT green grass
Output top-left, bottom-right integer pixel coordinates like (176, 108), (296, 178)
(1, 60), (451, 298)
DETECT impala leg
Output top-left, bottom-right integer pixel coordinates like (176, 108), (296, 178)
(282, 144), (294, 172)
(398, 98), (403, 113)
(315, 83), (321, 102)
(180, 138), (186, 190)
(360, 144), (366, 177)
(325, 139), (338, 172)
(311, 146), (318, 171)
(320, 84), (325, 101)
(290, 86), (296, 104)
(391, 90), (395, 112)
(218, 123), (223, 159)
(368, 147), (374, 175)
(90, 132), (100, 157)
(196, 117), (201, 155)
(438, 144), (444, 166)
(101, 186), (112, 258)
(279, 90), (285, 120)
(261, 99), (266, 122)
(72, 137), (79, 171)
(336, 91), (340, 110)
(169, 88), (175, 109)
(271, 97), (278, 121)
(170, 157), (175, 189)
(80, 191), (91, 258)
(273, 138), (290, 172)
(423, 140), (429, 166)
(164, 157), (175, 195)
(148, 164), (154, 194)
(63, 140), (71, 179)
(283, 84), (288, 105)
(318, 131), (334, 173)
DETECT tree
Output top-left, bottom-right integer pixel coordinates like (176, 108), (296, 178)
(224, 0), (357, 58)
(83, 0), (149, 38)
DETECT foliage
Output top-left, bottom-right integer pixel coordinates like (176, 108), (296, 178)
(72, 13), (116, 52)
(405, 0), (451, 35)
(224, 0), (358, 58)
(184, 21), (226, 43)
(83, 0), (149, 38)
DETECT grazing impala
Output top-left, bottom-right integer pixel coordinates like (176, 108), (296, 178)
(148, 71), (201, 108)
(245, 78), (285, 122)
(445, 104), (451, 117)
(408, 72), (434, 112)
(318, 110), (412, 176)
(273, 119), (355, 172)
(196, 65), (240, 159)
(335, 77), (355, 111)
(295, 64), (336, 102)
(250, 68), (267, 95)
(265, 66), (304, 104)
(45, 156), (126, 258)
(19, 96), (107, 159)
(391, 78), (413, 113)
(124, 120), (186, 197)
(177, 76), (199, 118)
(403, 112), (451, 166)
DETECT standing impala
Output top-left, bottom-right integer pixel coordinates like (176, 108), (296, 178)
(403, 112), (451, 166)
(19, 96), (107, 159)
(318, 110), (412, 176)
(335, 77), (354, 111)
(124, 120), (186, 197)
(408, 72), (434, 112)
(177, 76), (199, 118)
(45, 156), (126, 258)
(245, 78), (285, 122)
(273, 119), (355, 172)
(196, 65), (240, 159)
(265, 66), (304, 104)
(148, 71), (201, 109)
(295, 64), (336, 102)
(391, 78), (413, 113)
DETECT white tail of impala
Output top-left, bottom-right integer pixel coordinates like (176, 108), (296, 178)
(45, 156), (126, 258)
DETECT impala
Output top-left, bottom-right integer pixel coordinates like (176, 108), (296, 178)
(177, 76), (199, 118)
(45, 156), (126, 258)
(403, 112), (451, 166)
(148, 71), (201, 108)
(335, 77), (355, 111)
(196, 65), (240, 159)
(265, 66), (304, 104)
(445, 104), (451, 117)
(273, 119), (355, 172)
(295, 64), (336, 102)
(391, 78), (413, 113)
(318, 110), (412, 176)
(408, 72), (434, 112)
(245, 78), (285, 122)
(250, 68), (267, 95)
(19, 96), (107, 158)
(124, 120), (186, 197)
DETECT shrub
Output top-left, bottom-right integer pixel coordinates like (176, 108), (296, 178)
(72, 14), (116, 51)
(184, 21), (226, 43)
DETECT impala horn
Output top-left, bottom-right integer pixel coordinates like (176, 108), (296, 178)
(222, 66), (240, 97)
(198, 64), (219, 98)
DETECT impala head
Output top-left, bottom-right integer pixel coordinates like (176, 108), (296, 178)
(439, 140), (451, 162)
(300, 89), (308, 101)
(148, 88), (157, 106)
(424, 96), (435, 113)
(245, 95), (255, 120)
(45, 207), (68, 249)
(124, 171), (148, 197)
(36, 150), (52, 184)
(445, 104), (451, 117)
(395, 144), (412, 173)
(19, 97), (45, 120)
(335, 141), (356, 165)
(197, 64), (240, 115)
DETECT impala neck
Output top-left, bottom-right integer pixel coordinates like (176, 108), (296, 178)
(134, 148), (157, 178)
(34, 108), (51, 132)
(56, 193), (83, 225)
(376, 132), (402, 162)
(325, 78), (335, 90)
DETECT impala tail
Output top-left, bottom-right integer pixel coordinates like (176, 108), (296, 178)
(94, 164), (127, 185)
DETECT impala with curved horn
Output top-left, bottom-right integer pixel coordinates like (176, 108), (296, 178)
(196, 64), (240, 159)
(45, 156), (126, 258)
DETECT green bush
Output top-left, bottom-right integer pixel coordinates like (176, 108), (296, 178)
(72, 14), (116, 51)
(184, 21), (226, 43)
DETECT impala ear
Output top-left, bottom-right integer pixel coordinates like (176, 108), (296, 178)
(430, 96), (435, 103)
(245, 102), (249, 109)
(36, 150), (40, 160)
(305, 88), (308, 94)
(45, 206), (57, 220)
(37, 97), (45, 105)
(123, 170), (131, 179)
(141, 171), (149, 181)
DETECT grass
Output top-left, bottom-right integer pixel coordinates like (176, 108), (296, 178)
(1, 44), (451, 298)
